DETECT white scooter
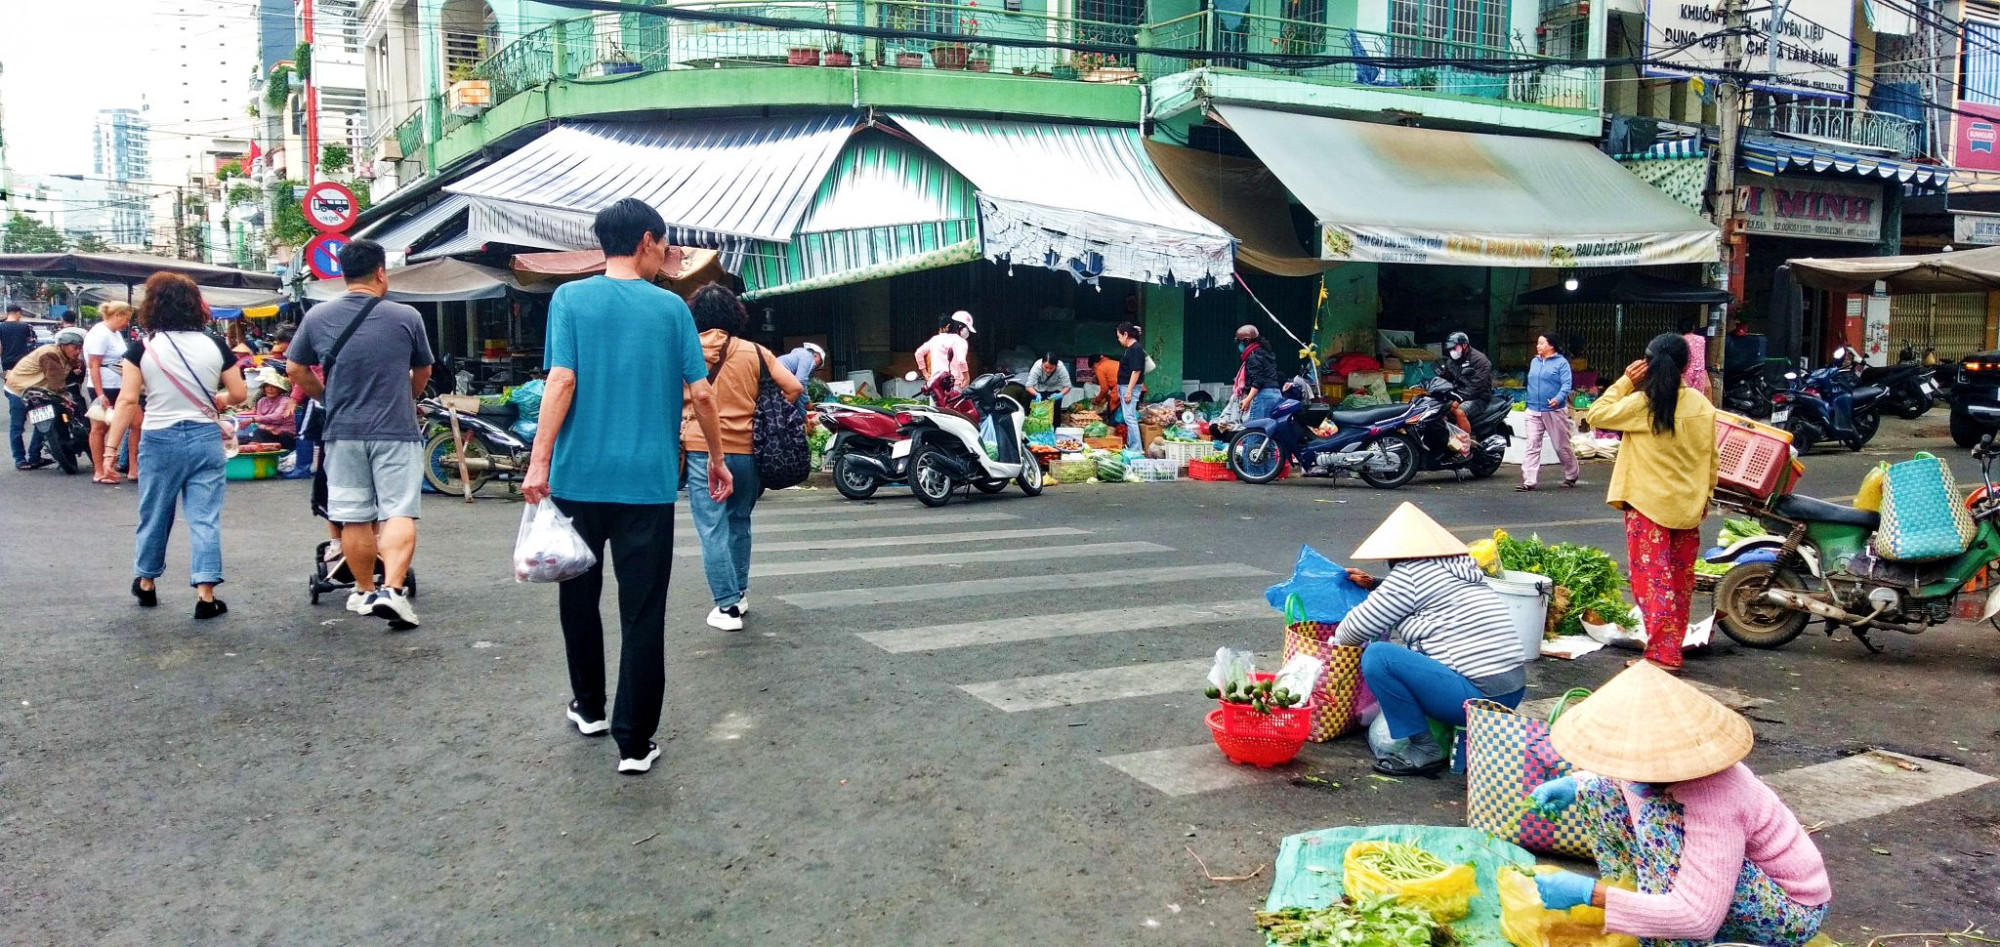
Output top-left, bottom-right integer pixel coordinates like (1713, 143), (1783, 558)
(895, 371), (1043, 507)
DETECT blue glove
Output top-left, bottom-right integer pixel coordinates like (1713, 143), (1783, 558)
(1534, 870), (1597, 911)
(1530, 776), (1578, 817)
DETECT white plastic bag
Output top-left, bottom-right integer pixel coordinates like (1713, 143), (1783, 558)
(1206, 647), (1258, 693)
(1272, 653), (1326, 702)
(512, 500), (597, 584)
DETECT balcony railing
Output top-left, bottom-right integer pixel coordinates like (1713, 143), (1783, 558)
(1744, 99), (1922, 158)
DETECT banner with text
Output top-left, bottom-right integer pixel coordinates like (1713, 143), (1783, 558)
(1644, 0), (1852, 97)
(1954, 101), (2000, 172)
(1737, 176), (1882, 243)
(1318, 226), (1719, 267)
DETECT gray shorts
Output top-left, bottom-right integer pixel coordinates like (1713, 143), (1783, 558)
(324, 439), (424, 524)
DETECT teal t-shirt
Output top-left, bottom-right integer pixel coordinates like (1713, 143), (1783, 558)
(545, 275), (707, 505)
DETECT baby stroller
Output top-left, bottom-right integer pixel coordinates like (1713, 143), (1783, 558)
(308, 540), (419, 604)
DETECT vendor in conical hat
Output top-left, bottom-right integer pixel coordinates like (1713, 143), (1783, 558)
(1526, 662), (1830, 946)
(1336, 502), (1528, 777)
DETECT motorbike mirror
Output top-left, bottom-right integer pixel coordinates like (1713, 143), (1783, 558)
(903, 371), (920, 382)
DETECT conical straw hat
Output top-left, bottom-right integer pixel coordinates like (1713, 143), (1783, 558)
(1350, 502), (1470, 560)
(1550, 662), (1754, 783)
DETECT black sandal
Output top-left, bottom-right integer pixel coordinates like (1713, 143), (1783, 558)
(194, 598), (228, 620)
(1561, 478), (1579, 488)
(132, 577), (158, 608)
(1515, 484), (1537, 492)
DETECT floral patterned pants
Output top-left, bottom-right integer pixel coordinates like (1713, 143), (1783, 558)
(1625, 509), (1700, 668)
(1577, 775), (1828, 947)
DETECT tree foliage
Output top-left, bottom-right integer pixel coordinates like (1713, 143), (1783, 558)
(320, 144), (351, 176)
(3, 213), (68, 253)
(73, 233), (113, 253)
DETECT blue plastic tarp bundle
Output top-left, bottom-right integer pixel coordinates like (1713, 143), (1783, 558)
(1265, 545), (1372, 623)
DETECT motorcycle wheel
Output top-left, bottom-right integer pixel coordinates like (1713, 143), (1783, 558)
(1895, 393), (1930, 420)
(423, 428), (492, 496)
(1358, 433), (1419, 490)
(1714, 562), (1810, 649)
(1783, 418), (1816, 456)
(49, 423), (78, 475)
(831, 452), (880, 501)
(1465, 443), (1504, 479)
(1226, 430), (1283, 484)
(1017, 451), (1044, 496)
(908, 445), (955, 508)
(974, 479), (1009, 494)
(1951, 407), (1985, 449)
(1848, 410), (1879, 450)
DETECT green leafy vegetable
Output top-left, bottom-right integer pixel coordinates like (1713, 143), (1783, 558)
(1255, 895), (1454, 947)
(1493, 530), (1635, 637)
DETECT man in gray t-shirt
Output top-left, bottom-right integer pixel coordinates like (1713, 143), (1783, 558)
(288, 239), (435, 630)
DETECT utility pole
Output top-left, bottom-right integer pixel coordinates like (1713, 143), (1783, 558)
(173, 184), (187, 261)
(1709, 0), (1748, 401)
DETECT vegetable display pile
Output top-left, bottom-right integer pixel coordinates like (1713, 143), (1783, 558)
(1197, 451), (1229, 464)
(1695, 518), (1767, 577)
(1203, 675), (1303, 714)
(1492, 529), (1636, 637)
(1348, 844), (1449, 881)
(1093, 452), (1128, 482)
(1082, 421), (1112, 438)
(1255, 895), (1454, 947)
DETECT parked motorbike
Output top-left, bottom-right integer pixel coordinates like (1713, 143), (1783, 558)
(23, 385), (89, 474)
(1226, 377), (1507, 488)
(1709, 435), (2000, 652)
(1770, 349), (1883, 454)
(820, 374), (979, 500)
(1858, 339), (1942, 420)
(1722, 362), (1774, 419)
(419, 395), (529, 496)
(896, 372), (1042, 507)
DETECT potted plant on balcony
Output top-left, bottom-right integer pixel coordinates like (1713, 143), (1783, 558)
(787, 45), (822, 65)
(966, 42), (992, 72)
(823, 39), (853, 67)
(931, 1), (978, 70)
(445, 57), (492, 117)
(589, 46), (644, 77)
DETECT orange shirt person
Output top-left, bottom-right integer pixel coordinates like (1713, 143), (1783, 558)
(1091, 354), (1122, 414)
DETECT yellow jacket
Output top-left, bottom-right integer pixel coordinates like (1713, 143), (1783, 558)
(1586, 375), (1719, 530)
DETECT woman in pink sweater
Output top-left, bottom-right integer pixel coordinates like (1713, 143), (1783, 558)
(1530, 663), (1830, 946)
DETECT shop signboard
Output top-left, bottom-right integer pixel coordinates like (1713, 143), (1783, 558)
(1643, 0), (1852, 97)
(1318, 226), (1717, 267)
(1953, 102), (2000, 172)
(1736, 176), (1881, 243)
(1954, 213), (2000, 246)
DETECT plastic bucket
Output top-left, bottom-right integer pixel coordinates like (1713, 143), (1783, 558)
(1484, 569), (1552, 662)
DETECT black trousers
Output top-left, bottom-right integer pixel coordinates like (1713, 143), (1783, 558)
(553, 498), (674, 757)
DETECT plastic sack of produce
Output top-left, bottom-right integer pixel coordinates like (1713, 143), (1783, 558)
(1854, 461), (1889, 512)
(508, 378), (545, 418)
(1024, 399), (1055, 435)
(1264, 545), (1371, 622)
(512, 499), (597, 584)
(1342, 840), (1480, 922)
(1876, 452), (1976, 561)
(1496, 866), (1636, 947)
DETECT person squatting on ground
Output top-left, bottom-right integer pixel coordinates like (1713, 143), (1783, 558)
(1586, 332), (1718, 673)
(288, 238), (433, 631)
(522, 198), (734, 776)
(1335, 502), (1527, 777)
(683, 284), (803, 632)
(1528, 662), (1831, 946)
(1519, 332), (1581, 492)
(107, 272), (247, 620)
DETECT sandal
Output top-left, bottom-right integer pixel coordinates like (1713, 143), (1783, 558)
(94, 474), (122, 485)
(1515, 484), (1537, 492)
(1561, 478), (1578, 488)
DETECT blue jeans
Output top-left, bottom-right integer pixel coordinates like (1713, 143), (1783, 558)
(1246, 388), (1282, 423)
(5, 390), (45, 466)
(1119, 386), (1142, 449)
(685, 451), (761, 608)
(134, 421), (228, 586)
(1361, 643), (1524, 740)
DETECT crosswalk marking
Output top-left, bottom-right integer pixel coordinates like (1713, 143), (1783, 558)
(957, 658), (1213, 712)
(676, 501), (925, 520)
(748, 541), (1172, 579)
(743, 511), (1017, 535)
(1763, 749), (1993, 829)
(677, 526), (1089, 557)
(778, 563), (1272, 610)
(1099, 743), (1299, 796)
(859, 600), (1270, 653)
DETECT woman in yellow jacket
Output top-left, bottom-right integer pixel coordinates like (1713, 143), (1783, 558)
(1587, 333), (1718, 672)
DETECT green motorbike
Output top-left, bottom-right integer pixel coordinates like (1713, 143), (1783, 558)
(1710, 437), (2000, 652)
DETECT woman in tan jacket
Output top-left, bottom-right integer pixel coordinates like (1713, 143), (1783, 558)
(1586, 333), (1719, 672)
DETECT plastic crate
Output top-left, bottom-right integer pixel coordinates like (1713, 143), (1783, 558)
(1154, 440), (1210, 468)
(1050, 459), (1095, 484)
(1129, 458), (1180, 481)
(1188, 459), (1234, 481)
(1715, 411), (1795, 499)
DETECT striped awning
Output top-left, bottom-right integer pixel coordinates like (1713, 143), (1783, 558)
(741, 134), (979, 299)
(357, 194), (470, 256)
(1613, 138), (1705, 161)
(409, 229), (488, 262)
(446, 114), (861, 260)
(887, 114), (1235, 288)
(1739, 139), (1951, 188)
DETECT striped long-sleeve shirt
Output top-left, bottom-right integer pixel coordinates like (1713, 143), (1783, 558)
(1335, 554), (1527, 693)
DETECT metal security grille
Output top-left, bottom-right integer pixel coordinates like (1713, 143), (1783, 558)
(1389, 0), (1508, 57)
(1888, 293), (1990, 359)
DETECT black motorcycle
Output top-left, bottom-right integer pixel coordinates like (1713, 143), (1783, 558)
(23, 385), (89, 474)
(1858, 340), (1942, 420)
(1722, 362), (1774, 419)
(1403, 376), (1512, 481)
(1771, 349), (1884, 454)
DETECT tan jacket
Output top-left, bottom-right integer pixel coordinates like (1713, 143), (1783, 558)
(1586, 375), (1719, 530)
(4, 344), (76, 397)
(682, 330), (770, 456)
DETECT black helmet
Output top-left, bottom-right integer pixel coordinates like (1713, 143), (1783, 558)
(1446, 331), (1470, 348)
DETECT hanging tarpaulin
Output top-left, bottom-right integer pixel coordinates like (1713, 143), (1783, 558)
(743, 240), (982, 300)
(1618, 157), (1709, 211)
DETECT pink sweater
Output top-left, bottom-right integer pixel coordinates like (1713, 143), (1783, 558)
(1606, 764), (1831, 939)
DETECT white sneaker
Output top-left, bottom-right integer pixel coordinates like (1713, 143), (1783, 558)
(345, 590), (373, 614)
(566, 700), (609, 737)
(617, 741), (661, 774)
(735, 596), (748, 615)
(705, 605), (744, 631)
(369, 587), (420, 630)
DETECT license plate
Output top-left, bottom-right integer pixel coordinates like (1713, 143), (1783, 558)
(27, 406), (54, 424)
(1921, 380), (1938, 395)
(891, 439), (912, 459)
(1770, 407), (1790, 424)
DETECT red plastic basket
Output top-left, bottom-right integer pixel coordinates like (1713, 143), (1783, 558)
(1188, 459), (1234, 481)
(1206, 709), (1306, 767)
(1714, 412), (1795, 499)
(1218, 673), (1314, 739)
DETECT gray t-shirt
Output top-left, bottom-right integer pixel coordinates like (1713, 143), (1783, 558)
(290, 292), (434, 443)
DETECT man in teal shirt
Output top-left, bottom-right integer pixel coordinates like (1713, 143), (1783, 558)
(523, 198), (732, 776)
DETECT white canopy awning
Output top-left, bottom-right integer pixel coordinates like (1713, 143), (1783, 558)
(1213, 105), (1719, 268)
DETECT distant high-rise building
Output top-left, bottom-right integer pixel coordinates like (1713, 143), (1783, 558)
(149, 0), (259, 257)
(93, 108), (151, 184)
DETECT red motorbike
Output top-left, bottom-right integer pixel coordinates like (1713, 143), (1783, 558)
(818, 375), (977, 500)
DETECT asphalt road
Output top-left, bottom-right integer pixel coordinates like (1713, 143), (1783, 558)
(3, 417), (1996, 944)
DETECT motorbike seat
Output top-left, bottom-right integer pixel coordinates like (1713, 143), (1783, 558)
(1330, 404), (1408, 427)
(1851, 384), (1887, 401)
(1772, 493), (1880, 529)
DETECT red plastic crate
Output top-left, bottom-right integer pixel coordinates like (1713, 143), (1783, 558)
(1715, 412), (1795, 499)
(1188, 459), (1233, 481)
(1205, 709), (1305, 767)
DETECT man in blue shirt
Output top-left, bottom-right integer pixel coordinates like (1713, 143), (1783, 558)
(523, 198), (732, 776)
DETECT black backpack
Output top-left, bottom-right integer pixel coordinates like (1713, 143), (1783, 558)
(707, 339), (810, 490)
